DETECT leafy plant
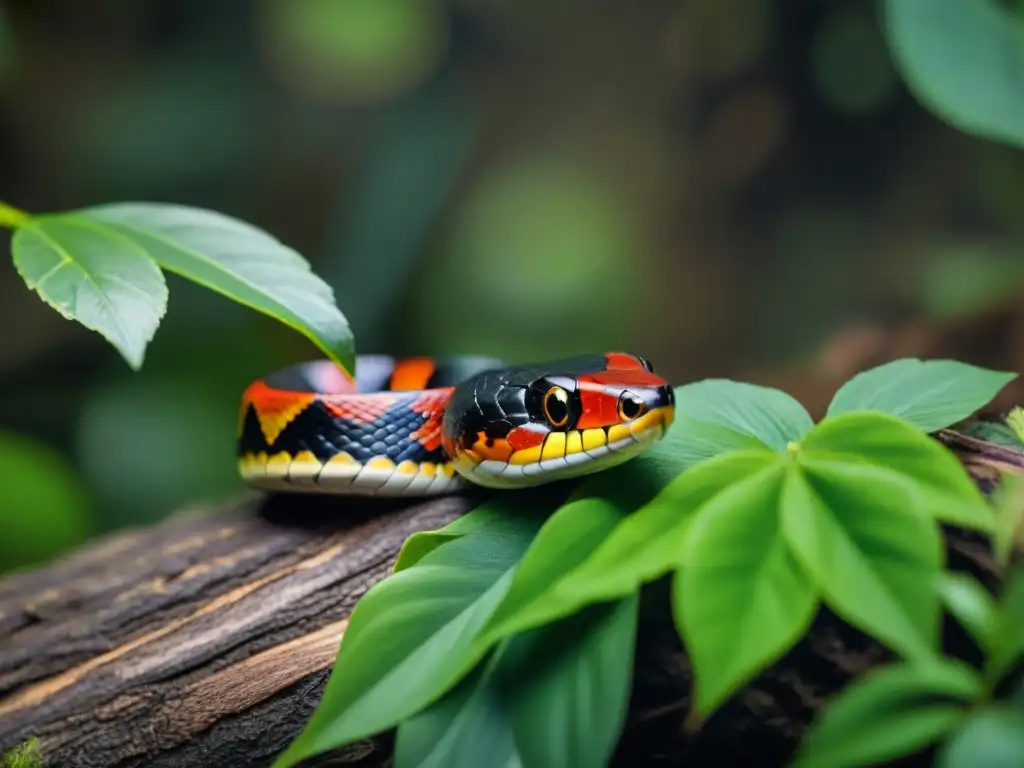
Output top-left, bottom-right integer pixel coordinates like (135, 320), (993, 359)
(795, 566), (1024, 767)
(0, 200), (354, 374)
(272, 358), (1016, 768)
(394, 596), (638, 768)
(3, 194), (1017, 767)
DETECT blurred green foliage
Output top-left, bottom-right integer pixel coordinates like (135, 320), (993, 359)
(0, 430), (93, 571)
(1, 0), (1024, 574)
(884, 0), (1024, 148)
(412, 157), (643, 360)
(259, 0), (447, 103)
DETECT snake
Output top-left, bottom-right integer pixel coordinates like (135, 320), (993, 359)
(237, 352), (676, 497)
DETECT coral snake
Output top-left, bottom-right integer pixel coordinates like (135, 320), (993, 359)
(237, 353), (676, 497)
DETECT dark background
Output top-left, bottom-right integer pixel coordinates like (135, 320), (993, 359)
(1, 0), (1022, 573)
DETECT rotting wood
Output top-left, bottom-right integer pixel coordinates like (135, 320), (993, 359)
(0, 429), (1018, 768)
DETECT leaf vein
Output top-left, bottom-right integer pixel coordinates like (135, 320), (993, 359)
(24, 224), (135, 348)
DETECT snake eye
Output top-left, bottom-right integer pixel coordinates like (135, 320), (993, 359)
(543, 386), (570, 427)
(617, 392), (646, 421)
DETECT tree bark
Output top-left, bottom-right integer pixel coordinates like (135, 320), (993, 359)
(0, 492), (481, 767)
(0, 431), (1015, 768)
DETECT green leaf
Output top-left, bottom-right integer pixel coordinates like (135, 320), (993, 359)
(394, 490), (562, 573)
(825, 358), (1016, 433)
(394, 652), (518, 768)
(794, 659), (981, 768)
(783, 459), (944, 659)
(465, 432), (688, 645)
(1006, 406), (1024, 445)
(673, 379), (814, 451)
(937, 572), (998, 654)
(301, 568), (514, 758)
(393, 531), (468, 575)
(484, 451), (780, 640)
(987, 566), (1024, 685)
(803, 411), (995, 532)
(272, 495), (555, 768)
(937, 706), (1024, 768)
(12, 215), (168, 370)
(386, 405), (743, 751)
(883, 0), (1024, 149)
(78, 202), (355, 375)
(475, 492), (630, 643)
(608, 384), (770, 486)
(674, 461), (817, 716)
(396, 596), (638, 768)
(992, 474), (1024, 570)
(506, 596), (638, 768)
(467, 400), (776, 645)
(658, 416), (774, 467)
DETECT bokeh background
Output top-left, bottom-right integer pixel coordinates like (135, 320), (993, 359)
(1, 0), (1022, 574)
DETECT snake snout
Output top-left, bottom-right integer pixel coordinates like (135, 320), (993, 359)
(646, 383), (675, 413)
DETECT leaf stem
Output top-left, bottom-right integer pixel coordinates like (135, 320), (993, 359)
(0, 201), (30, 229)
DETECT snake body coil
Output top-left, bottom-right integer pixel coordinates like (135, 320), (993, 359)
(237, 352), (675, 497)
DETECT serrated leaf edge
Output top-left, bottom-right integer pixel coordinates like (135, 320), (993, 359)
(12, 217), (168, 369)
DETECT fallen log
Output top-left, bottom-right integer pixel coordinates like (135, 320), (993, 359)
(0, 429), (1016, 768)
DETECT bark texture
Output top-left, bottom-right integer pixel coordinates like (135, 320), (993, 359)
(0, 492), (480, 767)
(0, 432), (1015, 768)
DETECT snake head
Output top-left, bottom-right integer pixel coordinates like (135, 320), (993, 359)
(444, 352), (675, 488)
